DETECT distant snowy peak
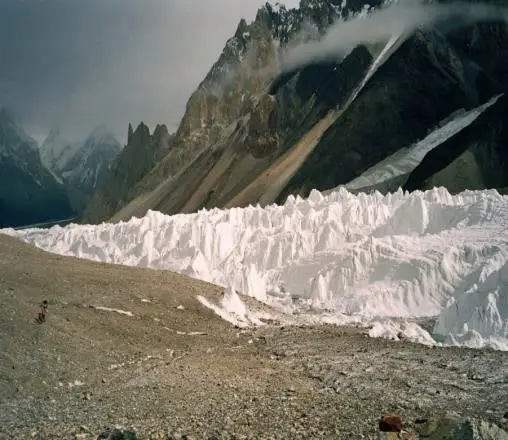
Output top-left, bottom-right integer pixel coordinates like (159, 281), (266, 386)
(85, 125), (119, 148)
(42, 126), (121, 179)
(39, 125), (121, 212)
(72, 127), (122, 179)
(0, 109), (73, 227)
(40, 127), (80, 173)
(59, 126), (121, 190)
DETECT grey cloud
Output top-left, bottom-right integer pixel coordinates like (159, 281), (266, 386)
(280, 1), (508, 72)
(0, 0), (299, 144)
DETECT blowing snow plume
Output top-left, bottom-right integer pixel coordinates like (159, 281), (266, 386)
(280, 0), (508, 72)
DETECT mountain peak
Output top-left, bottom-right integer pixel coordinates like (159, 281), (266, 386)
(82, 0), (508, 228)
(42, 127), (68, 148)
(79, 126), (122, 156)
(87, 124), (112, 141)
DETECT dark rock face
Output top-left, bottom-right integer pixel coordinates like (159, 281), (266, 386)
(277, 24), (506, 201)
(447, 21), (508, 84)
(0, 109), (73, 228)
(404, 94), (508, 193)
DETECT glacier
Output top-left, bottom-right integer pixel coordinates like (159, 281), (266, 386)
(3, 186), (508, 351)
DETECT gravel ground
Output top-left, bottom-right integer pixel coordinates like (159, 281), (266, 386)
(1, 234), (507, 439)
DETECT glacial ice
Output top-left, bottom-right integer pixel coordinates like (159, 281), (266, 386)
(4, 186), (508, 350)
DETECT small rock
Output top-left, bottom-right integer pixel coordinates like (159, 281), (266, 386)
(358, 391), (370, 400)
(97, 429), (137, 440)
(148, 429), (167, 440)
(467, 372), (485, 381)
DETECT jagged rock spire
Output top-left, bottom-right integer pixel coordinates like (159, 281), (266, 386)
(127, 123), (134, 144)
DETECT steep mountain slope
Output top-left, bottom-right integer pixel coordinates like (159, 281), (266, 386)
(84, 0), (508, 224)
(86, 0), (384, 223)
(0, 108), (73, 228)
(340, 95), (502, 195)
(404, 92), (508, 193)
(40, 126), (122, 213)
(276, 26), (506, 201)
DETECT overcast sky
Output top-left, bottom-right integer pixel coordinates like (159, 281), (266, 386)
(0, 0), (299, 144)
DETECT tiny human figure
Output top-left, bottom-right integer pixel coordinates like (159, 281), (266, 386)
(36, 300), (48, 324)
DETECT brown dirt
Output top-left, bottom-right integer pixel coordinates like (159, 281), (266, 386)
(1, 234), (507, 439)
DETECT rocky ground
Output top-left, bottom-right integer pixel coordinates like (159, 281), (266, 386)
(1, 234), (508, 439)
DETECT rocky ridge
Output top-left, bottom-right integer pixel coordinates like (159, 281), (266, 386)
(83, 0), (508, 226)
(84, 0), (385, 223)
(82, 123), (171, 223)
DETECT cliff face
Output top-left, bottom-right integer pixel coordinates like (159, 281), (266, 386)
(84, 0), (508, 224)
(276, 23), (507, 200)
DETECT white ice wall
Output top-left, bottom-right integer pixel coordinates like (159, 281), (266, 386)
(4, 187), (508, 350)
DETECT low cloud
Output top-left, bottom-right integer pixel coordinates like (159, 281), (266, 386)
(280, 1), (508, 72)
(1, 0), (504, 143)
(0, 0), (299, 143)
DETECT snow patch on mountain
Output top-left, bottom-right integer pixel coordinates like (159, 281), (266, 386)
(40, 125), (121, 211)
(346, 95), (503, 192)
(40, 128), (80, 174)
(4, 186), (508, 351)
